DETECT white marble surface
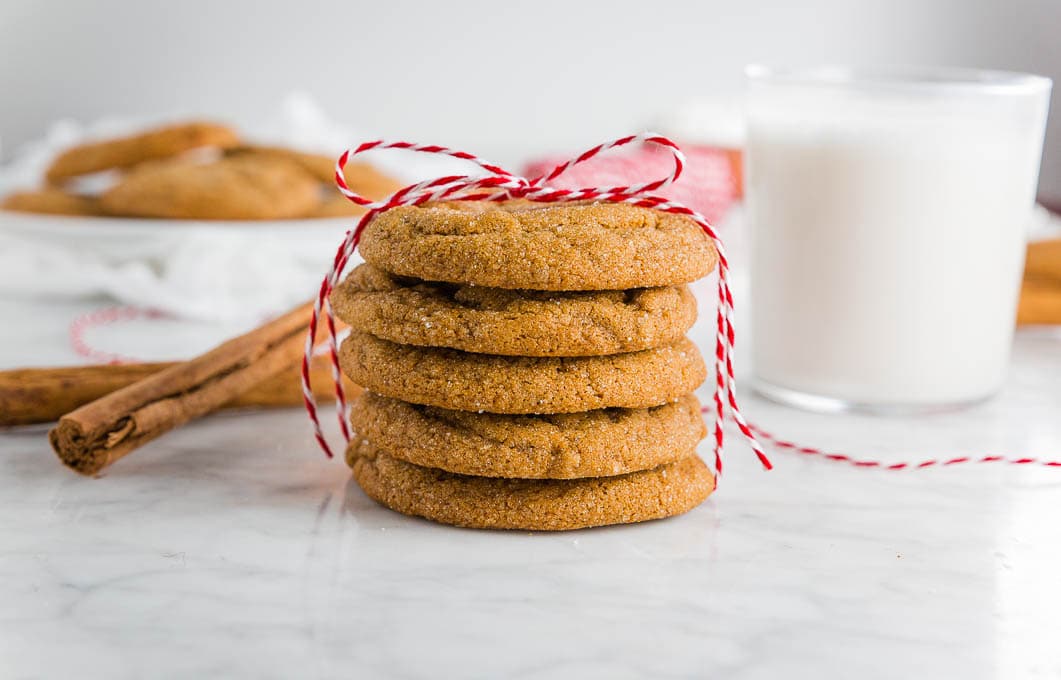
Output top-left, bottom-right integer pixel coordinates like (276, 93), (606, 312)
(2, 297), (1061, 680)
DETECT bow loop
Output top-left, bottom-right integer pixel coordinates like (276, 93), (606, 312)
(525, 133), (686, 204)
(334, 141), (524, 209)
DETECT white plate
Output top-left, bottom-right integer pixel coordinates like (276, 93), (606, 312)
(0, 209), (357, 262)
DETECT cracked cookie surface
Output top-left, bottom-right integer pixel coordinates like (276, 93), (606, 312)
(330, 264), (697, 356)
(358, 201), (718, 290)
(339, 331), (706, 414)
(349, 392), (706, 478)
(348, 441), (716, 530)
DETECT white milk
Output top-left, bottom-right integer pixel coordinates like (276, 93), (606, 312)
(745, 67), (1051, 410)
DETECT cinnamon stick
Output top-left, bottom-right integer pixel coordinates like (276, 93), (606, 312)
(1, 355), (359, 427)
(1024, 238), (1061, 287)
(48, 302), (345, 475)
(1016, 238), (1061, 326)
(1018, 279), (1061, 326)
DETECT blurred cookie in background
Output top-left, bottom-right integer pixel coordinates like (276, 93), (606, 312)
(99, 155), (320, 220)
(45, 121), (240, 184)
(1, 187), (102, 217)
(225, 145), (336, 183)
(2, 120), (403, 221)
(228, 145), (405, 215)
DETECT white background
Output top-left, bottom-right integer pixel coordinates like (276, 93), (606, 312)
(1, 0), (1059, 203)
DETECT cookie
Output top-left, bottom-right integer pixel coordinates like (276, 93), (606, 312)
(228, 146), (403, 195)
(348, 441), (715, 530)
(330, 264), (698, 356)
(99, 156), (319, 220)
(1, 188), (101, 216)
(339, 331), (706, 414)
(226, 144), (336, 183)
(309, 195), (368, 218)
(45, 122), (239, 183)
(349, 392), (706, 478)
(358, 201), (717, 291)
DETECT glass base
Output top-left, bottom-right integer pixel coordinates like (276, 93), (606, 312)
(751, 379), (995, 416)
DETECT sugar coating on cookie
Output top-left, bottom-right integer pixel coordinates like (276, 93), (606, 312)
(99, 156), (320, 220)
(348, 441), (716, 530)
(358, 202), (718, 290)
(339, 331), (707, 414)
(330, 264), (698, 356)
(45, 121), (240, 183)
(349, 392), (707, 478)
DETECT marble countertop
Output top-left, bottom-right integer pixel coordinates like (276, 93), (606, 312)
(2, 298), (1060, 680)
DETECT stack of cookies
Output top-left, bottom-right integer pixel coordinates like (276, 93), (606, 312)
(331, 201), (719, 530)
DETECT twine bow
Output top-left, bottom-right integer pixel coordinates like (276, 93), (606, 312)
(301, 133), (773, 477)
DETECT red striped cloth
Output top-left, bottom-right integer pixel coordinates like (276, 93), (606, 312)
(523, 143), (742, 224)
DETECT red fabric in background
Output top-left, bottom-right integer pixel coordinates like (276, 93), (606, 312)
(523, 143), (742, 225)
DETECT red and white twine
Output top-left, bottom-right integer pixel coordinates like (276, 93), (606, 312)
(743, 422), (1061, 470)
(300, 133), (771, 475)
(301, 133), (1060, 478)
(69, 305), (165, 364)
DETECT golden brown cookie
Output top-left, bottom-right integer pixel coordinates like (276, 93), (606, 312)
(1, 188), (101, 217)
(349, 392), (706, 478)
(330, 264), (698, 356)
(226, 144), (337, 183)
(1024, 238), (1061, 287)
(339, 331), (706, 414)
(348, 441), (715, 530)
(309, 195), (368, 218)
(45, 122), (239, 183)
(99, 156), (319, 220)
(228, 145), (403, 195)
(358, 201), (717, 291)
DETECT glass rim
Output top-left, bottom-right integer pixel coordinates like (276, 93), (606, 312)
(746, 64), (1052, 96)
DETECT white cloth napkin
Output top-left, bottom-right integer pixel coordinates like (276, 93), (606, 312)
(0, 225), (350, 321)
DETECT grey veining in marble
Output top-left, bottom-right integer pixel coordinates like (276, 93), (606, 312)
(2, 302), (1060, 678)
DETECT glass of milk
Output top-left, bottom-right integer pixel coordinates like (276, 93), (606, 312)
(745, 66), (1051, 412)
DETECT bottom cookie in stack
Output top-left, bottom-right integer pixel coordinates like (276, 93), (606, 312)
(348, 440), (715, 531)
(344, 391), (714, 531)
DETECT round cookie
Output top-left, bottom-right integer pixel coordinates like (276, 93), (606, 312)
(358, 201), (718, 291)
(227, 145), (403, 196)
(348, 441), (716, 530)
(310, 195), (368, 218)
(330, 264), (698, 356)
(46, 122), (239, 183)
(349, 392), (706, 478)
(99, 156), (319, 220)
(339, 331), (706, 414)
(1, 188), (101, 217)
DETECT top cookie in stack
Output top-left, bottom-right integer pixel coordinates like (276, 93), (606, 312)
(332, 201), (719, 531)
